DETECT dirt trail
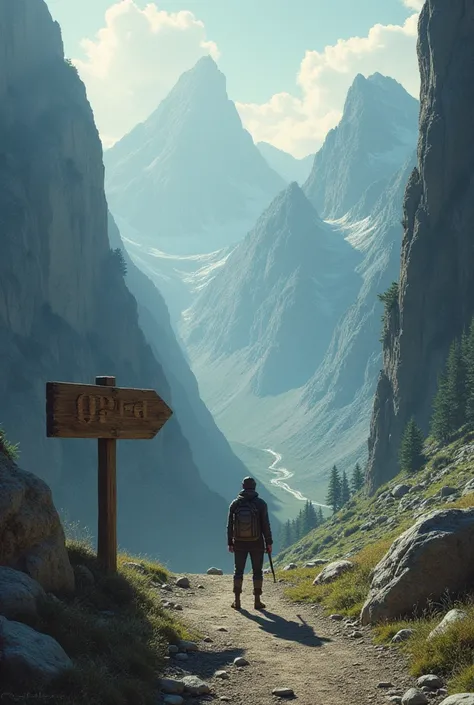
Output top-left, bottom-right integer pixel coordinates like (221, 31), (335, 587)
(164, 574), (414, 705)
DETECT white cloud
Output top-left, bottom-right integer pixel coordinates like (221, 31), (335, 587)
(403, 0), (424, 9)
(237, 14), (420, 158)
(74, 1), (219, 145)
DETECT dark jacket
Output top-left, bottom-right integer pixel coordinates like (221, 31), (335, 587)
(227, 490), (273, 550)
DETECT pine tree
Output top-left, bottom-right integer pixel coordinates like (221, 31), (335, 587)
(326, 465), (342, 514)
(318, 507), (324, 524)
(465, 318), (474, 425)
(351, 463), (365, 493)
(281, 520), (292, 550)
(431, 338), (468, 442)
(341, 470), (351, 505)
(308, 501), (318, 530)
(399, 417), (425, 474)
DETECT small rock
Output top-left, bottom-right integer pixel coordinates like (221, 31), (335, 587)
(203, 636), (213, 643)
(313, 560), (354, 585)
(401, 688), (429, 705)
(439, 487), (457, 498)
(390, 698), (403, 705)
(378, 682), (394, 689)
(417, 676), (444, 690)
(175, 653), (188, 661)
(283, 563), (298, 571)
(164, 697), (184, 705)
(168, 645), (179, 655)
(161, 584), (173, 592)
(428, 609), (468, 640)
(330, 614), (343, 621)
(175, 577), (190, 589)
(217, 627), (228, 632)
(233, 657), (249, 667)
(439, 698), (474, 705)
(182, 675), (211, 695)
(198, 585), (205, 589)
(220, 698), (231, 702)
(215, 671), (229, 679)
(207, 567), (224, 575)
(173, 604), (183, 611)
(438, 690), (448, 697)
(350, 631), (363, 638)
(392, 484), (411, 499)
(178, 640), (199, 652)
(392, 629), (414, 643)
(272, 687), (295, 698)
(160, 678), (185, 694)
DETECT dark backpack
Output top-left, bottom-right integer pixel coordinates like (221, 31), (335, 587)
(233, 499), (261, 541)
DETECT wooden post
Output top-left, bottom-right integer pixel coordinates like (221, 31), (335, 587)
(96, 375), (117, 573)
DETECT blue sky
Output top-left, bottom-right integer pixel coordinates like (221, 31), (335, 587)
(45, 0), (422, 156)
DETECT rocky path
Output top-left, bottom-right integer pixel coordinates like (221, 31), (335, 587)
(161, 574), (415, 705)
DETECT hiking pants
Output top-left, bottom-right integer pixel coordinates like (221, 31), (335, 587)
(233, 549), (264, 595)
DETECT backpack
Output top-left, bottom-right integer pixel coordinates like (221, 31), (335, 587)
(233, 498), (261, 541)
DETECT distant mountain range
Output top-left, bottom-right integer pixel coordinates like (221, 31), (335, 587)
(178, 72), (419, 499)
(257, 142), (314, 185)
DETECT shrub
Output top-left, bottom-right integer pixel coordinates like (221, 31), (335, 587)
(0, 426), (19, 461)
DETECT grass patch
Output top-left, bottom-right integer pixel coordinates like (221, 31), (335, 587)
(283, 537), (395, 617)
(1, 540), (195, 705)
(0, 426), (19, 461)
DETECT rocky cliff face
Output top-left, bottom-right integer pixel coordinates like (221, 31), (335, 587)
(366, 0), (474, 492)
(0, 0), (233, 571)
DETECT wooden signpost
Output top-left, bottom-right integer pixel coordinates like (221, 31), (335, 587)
(46, 376), (172, 573)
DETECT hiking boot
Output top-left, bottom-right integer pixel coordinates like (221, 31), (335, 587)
(231, 595), (241, 610)
(254, 597), (266, 610)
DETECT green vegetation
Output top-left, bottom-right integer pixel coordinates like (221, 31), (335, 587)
(279, 500), (324, 551)
(282, 537), (395, 616)
(351, 463), (364, 493)
(11, 540), (194, 705)
(378, 281), (399, 329)
(399, 417), (425, 474)
(326, 465), (342, 513)
(0, 426), (19, 461)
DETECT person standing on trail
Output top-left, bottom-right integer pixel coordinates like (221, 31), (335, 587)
(227, 476), (273, 611)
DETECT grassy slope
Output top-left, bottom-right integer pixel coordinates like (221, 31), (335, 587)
(278, 431), (474, 694)
(0, 542), (195, 705)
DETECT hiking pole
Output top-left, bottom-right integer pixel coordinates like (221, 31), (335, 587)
(268, 552), (277, 583)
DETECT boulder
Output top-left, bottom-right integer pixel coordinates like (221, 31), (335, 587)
(182, 675), (211, 695)
(175, 576), (190, 588)
(439, 697), (474, 705)
(159, 678), (185, 694)
(417, 676), (444, 690)
(392, 484), (411, 499)
(0, 567), (46, 620)
(428, 609), (468, 640)
(313, 560), (354, 585)
(283, 563), (298, 571)
(207, 567), (223, 575)
(312, 559), (329, 565)
(0, 615), (72, 689)
(234, 657), (249, 667)
(360, 509), (474, 624)
(401, 689), (428, 705)
(0, 453), (74, 594)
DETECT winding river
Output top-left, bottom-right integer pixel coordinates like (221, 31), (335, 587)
(263, 448), (330, 509)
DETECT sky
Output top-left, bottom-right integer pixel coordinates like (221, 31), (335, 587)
(45, 0), (423, 157)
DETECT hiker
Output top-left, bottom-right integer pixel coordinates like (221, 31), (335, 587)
(227, 476), (273, 611)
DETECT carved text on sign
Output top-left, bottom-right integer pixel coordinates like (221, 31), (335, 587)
(76, 394), (148, 424)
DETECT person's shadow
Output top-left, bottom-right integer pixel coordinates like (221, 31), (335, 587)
(239, 609), (330, 647)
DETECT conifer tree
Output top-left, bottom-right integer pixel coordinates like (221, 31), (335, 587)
(326, 465), (342, 514)
(341, 470), (351, 505)
(465, 318), (474, 425)
(351, 463), (365, 493)
(431, 371), (452, 443)
(431, 339), (468, 442)
(318, 506), (324, 524)
(399, 417), (425, 474)
(308, 501), (318, 530)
